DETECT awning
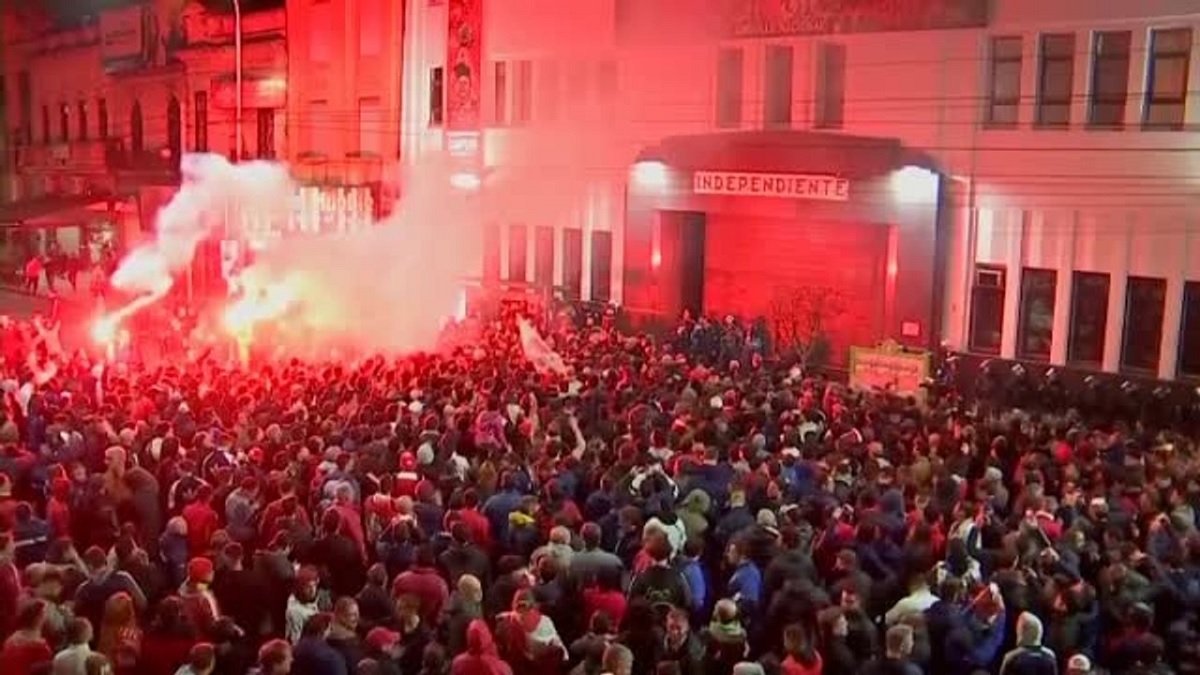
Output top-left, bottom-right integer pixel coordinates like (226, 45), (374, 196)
(0, 195), (118, 227)
(634, 130), (940, 180)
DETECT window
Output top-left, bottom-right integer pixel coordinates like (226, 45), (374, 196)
(539, 61), (559, 122)
(1121, 276), (1166, 371)
(987, 36), (1023, 126)
(429, 67), (444, 126)
(42, 105), (49, 144)
(357, 97), (383, 156)
(590, 231), (613, 302)
(535, 226), (554, 288)
(130, 101), (143, 152)
(1144, 28), (1192, 129)
(513, 60), (533, 125)
(494, 62), (508, 124)
(194, 92), (208, 151)
(77, 101), (88, 141)
(1180, 282), (1200, 377)
(716, 48), (743, 128)
(309, 2), (333, 63)
(1089, 31), (1131, 127)
(308, 100), (329, 155)
(1018, 268), (1056, 359)
(563, 228), (583, 299)
(1036, 33), (1075, 127)
(97, 98), (108, 139)
(815, 43), (845, 128)
(483, 223), (501, 281)
(1068, 271), (1109, 365)
(257, 109), (275, 159)
(969, 265), (1005, 353)
(764, 45), (794, 127)
(508, 224), (528, 282)
(359, 0), (383, 56)
(596, 61), (617, 122)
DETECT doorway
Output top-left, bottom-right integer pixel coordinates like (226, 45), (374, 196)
(659, 211), (707, 319)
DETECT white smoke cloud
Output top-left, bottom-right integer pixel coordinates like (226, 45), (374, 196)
(111, 154), (294, 296)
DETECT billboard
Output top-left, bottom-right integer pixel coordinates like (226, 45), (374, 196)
(446, 0), (483, 135)
(101, 6), (154, 72)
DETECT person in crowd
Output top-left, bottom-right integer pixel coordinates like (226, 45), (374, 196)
(53, 618), (96, 675)
(1, 599), (54, 674)
(251, 639), (293, 675)
(293, 612), (347, 675)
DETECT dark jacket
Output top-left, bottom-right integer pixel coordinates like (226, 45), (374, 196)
(293, 636), (349, 675)
(1000, 646), (1058, 675)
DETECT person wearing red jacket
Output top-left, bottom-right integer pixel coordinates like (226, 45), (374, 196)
(181, 486), (220, 558)
(451, 619), (513, 675)
(391, 544), (449, 626)
(330, 485), (367, 560)
(452, 489), (493, 553)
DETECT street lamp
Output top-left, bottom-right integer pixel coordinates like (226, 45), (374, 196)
(233, 0), (243, 162)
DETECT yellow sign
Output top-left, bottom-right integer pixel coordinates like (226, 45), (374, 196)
(849, 342), (930, 397)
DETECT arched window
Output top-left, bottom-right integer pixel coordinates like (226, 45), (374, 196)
(130, 101), (144, 153)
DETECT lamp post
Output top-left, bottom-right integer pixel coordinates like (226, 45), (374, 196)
(233, 0), (242, 162)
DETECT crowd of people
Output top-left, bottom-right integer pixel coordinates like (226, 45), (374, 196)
(0, 296), (1191, 675)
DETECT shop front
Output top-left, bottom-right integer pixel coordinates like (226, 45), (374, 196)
(623, 131), (946, 365)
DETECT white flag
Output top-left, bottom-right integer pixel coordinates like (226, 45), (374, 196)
(518, 318), (568, 376)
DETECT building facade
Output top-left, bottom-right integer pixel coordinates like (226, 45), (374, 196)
(285, 0), (408, 231)
(0, 1), (288, 270)
(402, 0), (1200, 379)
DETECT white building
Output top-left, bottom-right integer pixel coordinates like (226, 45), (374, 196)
(402, 0), (1200, 379)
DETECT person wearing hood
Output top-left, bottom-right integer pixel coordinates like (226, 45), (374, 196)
(676, 489), (712, 540)
(704, 599), (749, 675)
(451, 619), (513, 675)
(1000, 612), (1056, 675)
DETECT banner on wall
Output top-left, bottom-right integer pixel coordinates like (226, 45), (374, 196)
(848, 341), (930, 398)
(722, 0), (989, 38)
(446, 0), (483, 140)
